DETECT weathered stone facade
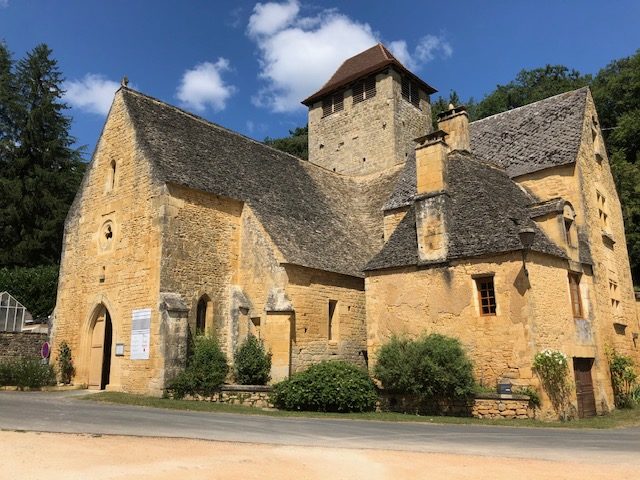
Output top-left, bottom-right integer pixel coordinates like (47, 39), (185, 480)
(308, 70), (431, 176)
(0, 332), (48, 362)
(51, 44), (638, 420)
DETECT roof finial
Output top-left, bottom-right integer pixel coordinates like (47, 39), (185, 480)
(448, 103), (455, 110)
(121, 76), (129, 87)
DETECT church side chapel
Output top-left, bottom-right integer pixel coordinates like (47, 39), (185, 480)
(52, 44), (639, 416)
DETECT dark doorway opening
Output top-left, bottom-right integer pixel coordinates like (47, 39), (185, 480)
(573, 357), (596, 418)
(101, 311), (113, 390)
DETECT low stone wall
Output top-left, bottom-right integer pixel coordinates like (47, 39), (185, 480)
(378, 392), (535, 419)
(472, 394), (534, 419)
(191, 385), (274, 408)
(0, 332), (48, 362)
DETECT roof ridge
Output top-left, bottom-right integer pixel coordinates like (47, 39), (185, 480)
(470, 86), (590, 126)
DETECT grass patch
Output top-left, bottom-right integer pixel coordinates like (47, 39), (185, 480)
(81, 392), (640, 429)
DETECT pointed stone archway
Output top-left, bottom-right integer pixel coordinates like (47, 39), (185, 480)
(88, 305), (113, 390)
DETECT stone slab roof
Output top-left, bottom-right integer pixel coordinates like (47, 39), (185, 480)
(302, 43), (436, 106)
(469, 88), (588, 178)
(366, 152), (567, 271)
(121, 88), (400, 278)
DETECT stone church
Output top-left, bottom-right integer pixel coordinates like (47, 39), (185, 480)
(52, 44), (639, 417)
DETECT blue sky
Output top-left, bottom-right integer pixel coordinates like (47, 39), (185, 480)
(1, 0), (639, 158)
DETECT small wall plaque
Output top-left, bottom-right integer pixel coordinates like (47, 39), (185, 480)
(115, 343), (125, 357)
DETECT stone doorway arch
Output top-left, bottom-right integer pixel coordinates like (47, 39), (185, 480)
(87, 305), (113, 390)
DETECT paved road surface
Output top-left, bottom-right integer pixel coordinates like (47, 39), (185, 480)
(1, 390), (638, 464)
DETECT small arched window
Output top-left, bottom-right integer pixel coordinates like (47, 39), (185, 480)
(196, 296), (207, 335)
(108, 160), (116, 191)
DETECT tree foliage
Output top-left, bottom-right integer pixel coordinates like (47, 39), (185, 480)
(0, 42), (85, 268)
(264, 125), (308, 160)
(0, 265), (59, 317)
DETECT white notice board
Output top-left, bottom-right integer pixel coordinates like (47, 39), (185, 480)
(130, 308), (151, 360)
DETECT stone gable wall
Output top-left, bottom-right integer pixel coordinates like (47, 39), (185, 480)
(52, 92), (165, 394)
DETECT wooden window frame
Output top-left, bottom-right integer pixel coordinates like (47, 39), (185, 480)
(475, 275), (497, 316)
(568, 273), (584, 319)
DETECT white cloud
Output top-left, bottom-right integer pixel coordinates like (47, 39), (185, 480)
(176, 58), (236, 112)
(248, 0), (299, 37)
(65, 74), (120, 115)
(0, 0), (9, 9)
(247, 1), (452, 112)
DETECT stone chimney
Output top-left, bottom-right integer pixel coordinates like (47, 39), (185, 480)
(413, 130), (449, 263)
(437, 104), (470, 152)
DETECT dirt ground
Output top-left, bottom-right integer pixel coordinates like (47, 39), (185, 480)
(1, 430), (635, 480)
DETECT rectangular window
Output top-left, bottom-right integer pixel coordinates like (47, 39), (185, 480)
(596, 191), (609, 230)
(609, 279), (621, 314)
(322, 92), (344, 117)
(475, 276), (496, 316)
(401, 76), (421, 108)
(569, 273), (583, 319)
(352, 75), (377, 104)
(328, 300), (338, 340)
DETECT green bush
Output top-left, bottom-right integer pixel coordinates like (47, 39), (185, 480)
(0, 358), (56, 389)
(607, 349), (638, 408)
(0, 265), (59, 318)
(272, 361), (377, 412)
(513, 385), (541, 408)
(374, 334), (475, 401)
(234, 334), (271, 385)
(168, 335), (229, 399)
(57, 341), (75, 384)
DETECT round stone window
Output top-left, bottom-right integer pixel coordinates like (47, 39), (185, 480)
(99, 221), (115, 251)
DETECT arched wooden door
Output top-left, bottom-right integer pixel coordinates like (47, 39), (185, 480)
(88, 308), (113, 390)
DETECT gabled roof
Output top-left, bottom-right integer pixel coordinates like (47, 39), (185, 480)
(469, 88), (589, 178)
(366, 152), (567, 271)
(302, 43), (437, 106)
(120, 88), (401, 278)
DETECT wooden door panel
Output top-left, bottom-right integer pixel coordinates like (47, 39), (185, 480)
(88, 317), (105, 388)
(573, 358), (596, 418)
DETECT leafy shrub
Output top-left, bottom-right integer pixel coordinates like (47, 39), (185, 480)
(56, 341), (75, 384)
(607, 349), (638, 408)
(168, 335), (229, 399)
(533, 349), (573, 419)
(374, 334), (475, 401)
(0, 265), (59, 318)
(234, 334), (271, 385)
(0, 358), (56, 389)
(513, 385), (541, 408)
(272, 361), (377, 412)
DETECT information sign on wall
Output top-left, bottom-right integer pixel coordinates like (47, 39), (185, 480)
(130, 308), (151, 360)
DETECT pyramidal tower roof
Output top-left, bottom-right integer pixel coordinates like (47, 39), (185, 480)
(302, 43), (437, 106)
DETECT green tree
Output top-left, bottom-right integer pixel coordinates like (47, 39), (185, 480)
(591, 50), (640, 281)
(264, 125), (308, 159)
(473, 65), (591, 120)
(0, 43), (85, 267)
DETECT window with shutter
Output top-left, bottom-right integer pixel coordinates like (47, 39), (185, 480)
(401, 76), (421, 108)
(352, 75), (377, 105)
(322, 91), (344, 117)
(568, 273), (584, 318)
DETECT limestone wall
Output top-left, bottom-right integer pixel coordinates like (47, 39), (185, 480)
(286, 266), (367, 372)
(365, 251), (613, 415)
(308, 69), (430, 176)
(52, 91), (165, 394)
(159, 185), (243, 358)
(0, 332), (48, 362)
